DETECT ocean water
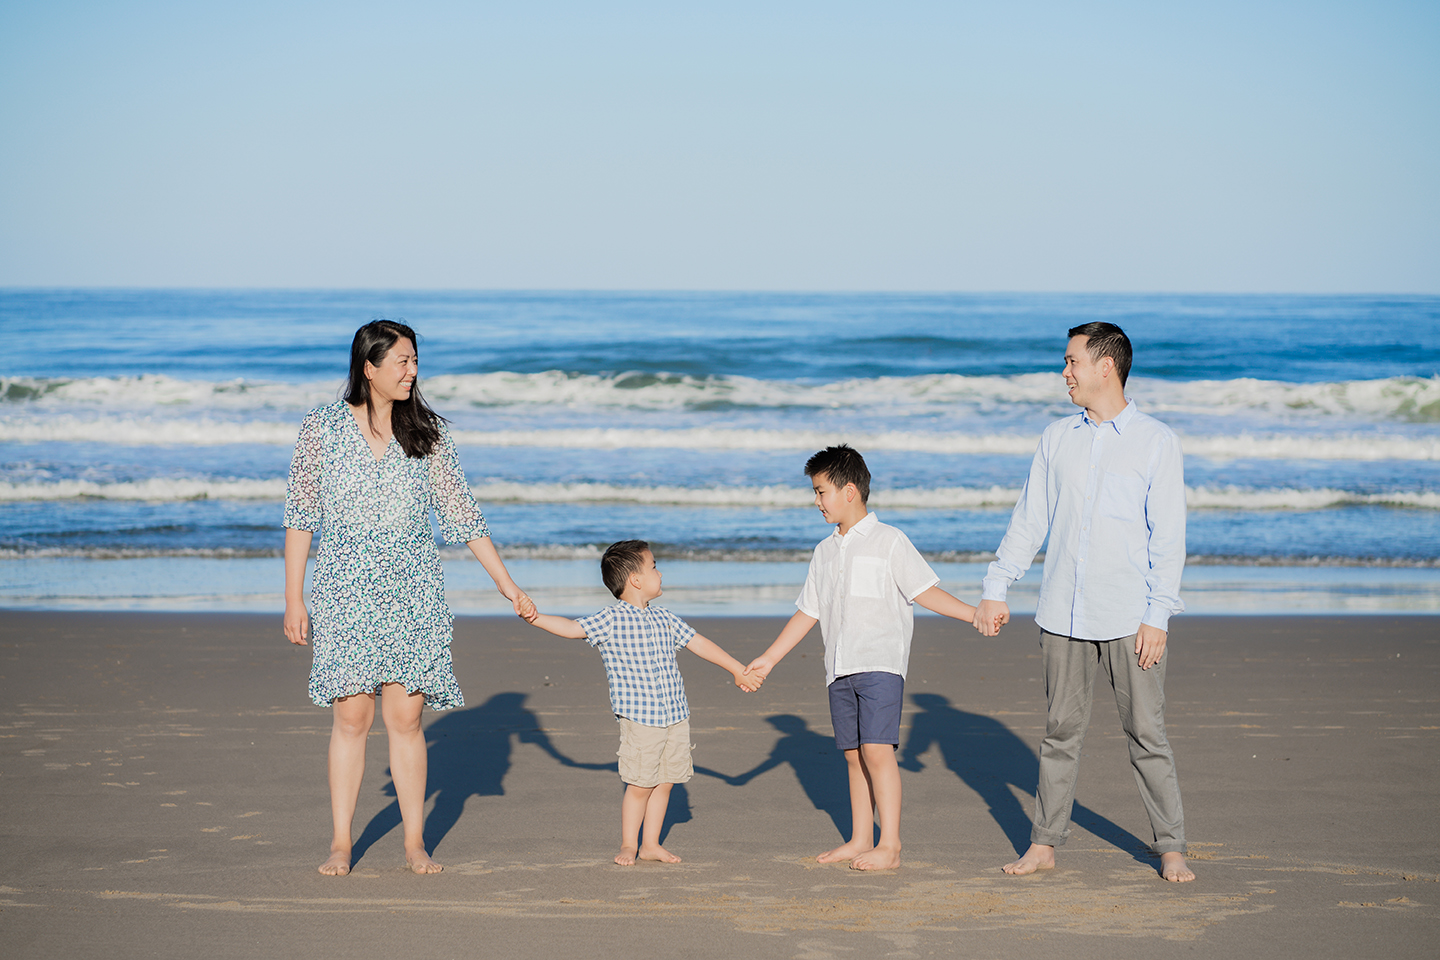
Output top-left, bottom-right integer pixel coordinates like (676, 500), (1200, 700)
(2, 289), (1438, 614)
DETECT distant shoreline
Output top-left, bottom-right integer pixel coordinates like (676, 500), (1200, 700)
(4, 556), (1440, 616)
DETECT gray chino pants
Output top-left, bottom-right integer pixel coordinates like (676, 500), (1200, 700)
(1030, 629), (1187, 854)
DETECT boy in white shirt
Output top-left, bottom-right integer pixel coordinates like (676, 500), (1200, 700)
(745, 445), (977, 870)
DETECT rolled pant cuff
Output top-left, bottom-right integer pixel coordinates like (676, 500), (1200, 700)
(1029, 828), (1069, 848)
(1151, 841), (1187, 855)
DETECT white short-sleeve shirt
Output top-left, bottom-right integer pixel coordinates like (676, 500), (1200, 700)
(796, 512), (940, 686)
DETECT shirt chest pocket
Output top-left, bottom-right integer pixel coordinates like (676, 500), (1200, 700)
(1098, 471), (1145, 522)
(849, 556), (889, 599)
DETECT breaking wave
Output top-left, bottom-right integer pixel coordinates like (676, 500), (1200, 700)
(5, 371), (1438, 420)
(0, 418), (1436, 460)
(3, 544), (1436, 567)
(3, 477), (1435, 510)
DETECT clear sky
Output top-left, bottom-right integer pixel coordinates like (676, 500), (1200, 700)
(1, 1), (1436, 292)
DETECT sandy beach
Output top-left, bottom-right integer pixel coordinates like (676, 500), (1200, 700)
(1, 610), (1436, 959)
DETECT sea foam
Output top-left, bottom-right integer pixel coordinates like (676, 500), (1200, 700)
(3, 544), (1436, 567)
(5, 371), (1438, 420)
(3, 478), (1435, 510)
(1, 415), (1436, 460)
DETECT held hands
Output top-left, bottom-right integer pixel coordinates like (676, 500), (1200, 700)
(974, 599), (1009, 637)
(732, 669), (763, 693)
(1135, 623), (1167, 670)
(284, 601), (310, 646)
(511, 591), (538, 623)
(742, 655), (776, 684)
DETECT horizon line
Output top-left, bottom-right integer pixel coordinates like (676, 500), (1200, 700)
(2, 285), (1439, 299)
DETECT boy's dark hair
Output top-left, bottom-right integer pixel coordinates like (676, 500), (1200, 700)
(601, 540), (651, 598)
(1067, 321), (1133, 387)
(804, 444), (871, 503)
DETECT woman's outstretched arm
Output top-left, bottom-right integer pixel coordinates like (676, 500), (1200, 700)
(467, 536), (536, 620)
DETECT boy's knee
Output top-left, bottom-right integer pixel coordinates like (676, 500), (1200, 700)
(859, 742), (900, 766)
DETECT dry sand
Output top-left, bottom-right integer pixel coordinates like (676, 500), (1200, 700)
(1, 611), (1436, 959)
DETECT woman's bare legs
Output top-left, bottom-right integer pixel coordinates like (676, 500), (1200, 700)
(379, 683), (441, 873)
(321, 692), (376, 875)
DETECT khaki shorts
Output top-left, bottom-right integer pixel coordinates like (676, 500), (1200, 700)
(616, 716), (693, 787)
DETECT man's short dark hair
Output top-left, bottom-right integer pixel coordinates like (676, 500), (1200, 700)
(1067, 321), (1133, 387)
(601, 539), (650, 598)
(804, 444), (871, 503)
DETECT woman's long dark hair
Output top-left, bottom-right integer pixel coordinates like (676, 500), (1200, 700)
(343, 320), (444, 459)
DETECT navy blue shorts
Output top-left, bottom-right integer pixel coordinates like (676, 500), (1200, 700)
(827, 671), (905, 750)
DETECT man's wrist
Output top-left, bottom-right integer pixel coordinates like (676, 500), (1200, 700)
(980, 582), (1009, 604)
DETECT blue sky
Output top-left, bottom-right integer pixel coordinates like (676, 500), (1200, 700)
(1, 1), (1436, 291)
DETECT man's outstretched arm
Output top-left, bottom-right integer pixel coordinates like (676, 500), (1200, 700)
(978, 437), (1050, 636)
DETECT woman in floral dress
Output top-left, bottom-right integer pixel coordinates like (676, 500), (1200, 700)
(282, 320), (534, 876)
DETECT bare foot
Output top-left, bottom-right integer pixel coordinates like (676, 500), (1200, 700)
(318, 849), (351, 876)
(1160, 851), (1195, 882)
(816, 839), (873, 864)
(638, 844), (682, 864)
(1001, 843), (1055, 875)
(405, 849), (443, 875)
(615, 845), (639, 866)
(850, 843), (901, 871)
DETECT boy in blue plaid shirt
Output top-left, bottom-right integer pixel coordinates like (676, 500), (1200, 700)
(526, 540), (761, 865)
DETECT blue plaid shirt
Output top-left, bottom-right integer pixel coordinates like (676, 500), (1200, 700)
(576, 602), (696, 727)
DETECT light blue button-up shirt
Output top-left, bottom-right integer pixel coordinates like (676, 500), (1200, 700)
(982, 399), (1186, 639)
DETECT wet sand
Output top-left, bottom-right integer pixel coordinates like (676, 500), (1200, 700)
(1, 611), (1436, 959)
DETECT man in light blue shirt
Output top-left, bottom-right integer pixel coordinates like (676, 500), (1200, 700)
(976, 322), (1194, 883)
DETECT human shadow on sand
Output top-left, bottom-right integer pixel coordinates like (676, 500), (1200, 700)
(353, 691), (719, 862)
(354, 691), (583, 863)
(900, 692), (1151, 860)
(726, 714), (856, 841)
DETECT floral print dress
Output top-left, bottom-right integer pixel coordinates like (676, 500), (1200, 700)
(283, 401), (489, 710)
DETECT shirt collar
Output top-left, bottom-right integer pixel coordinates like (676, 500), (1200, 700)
(1079, 398), (1137, 434)
(833, 511), (879, 542)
